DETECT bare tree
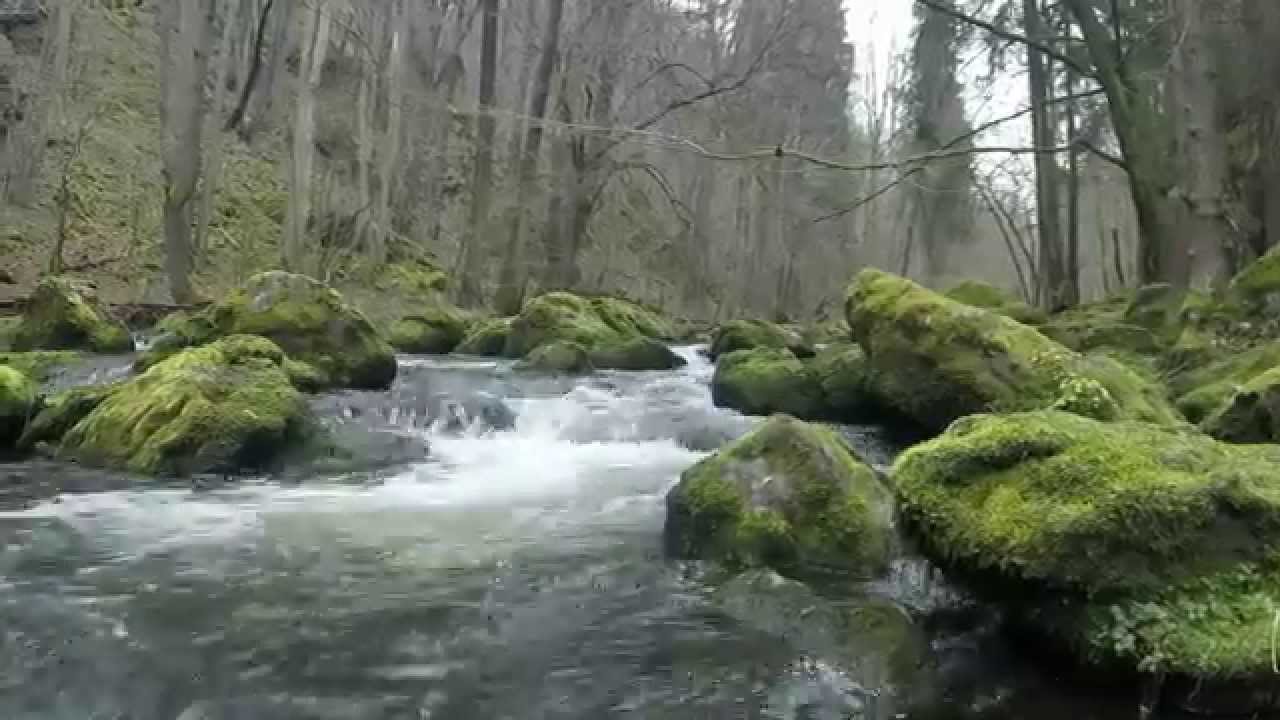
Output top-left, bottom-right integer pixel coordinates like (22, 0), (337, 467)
(158, 0), (214, 303)
(283, 0), (332, 274)
(455, 0), (501, 306)
(3, 0), (75, 207)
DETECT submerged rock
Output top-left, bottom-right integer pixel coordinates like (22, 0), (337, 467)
(455, 317), (514, 356)
(0, 366), (38, 449)
(664, 414), (893, 578)
(894, 410), (1280, 708)
(846, 269), (1181, 431)
(708, 319), (812, 360)
(515, 340), (594, 375)
(139, 272), (396, 389)
(54, 335), (313, 476)
(944, 280), (1045, 325)
(10, 276), (133, 353)
(505, 293), (679, 370)
(387, 303), (471, 354)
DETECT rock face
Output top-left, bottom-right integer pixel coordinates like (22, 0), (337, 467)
(894, 410), (1280, 703)
(0, 365), (37, 449)
(11, 276), (134, 353)
(515, 340), (594, 375)
(846, 269), (1182, 431)
(143, 272), (396, 389)
(505, 293), (682, 370)
(455, 317), (514, 356)
(387, 303), (471, 354)
(54, 336), (313, 476)
(708, 319), (812, 360)
(664, 415), (893, 577)
(944, 280), (1046, 325)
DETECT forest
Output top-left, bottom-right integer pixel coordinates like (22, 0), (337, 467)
(7, 0), (1280, 718)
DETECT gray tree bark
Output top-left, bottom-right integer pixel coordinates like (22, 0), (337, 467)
(283, 0), (332, 274)
(456, 0), (501, 306)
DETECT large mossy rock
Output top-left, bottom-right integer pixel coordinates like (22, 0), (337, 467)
(708, 319), (812, 360)
(387, 303), (471, 354)
(142, 272), (396, 389)
(1169, 341), (1280, 423)
(894, 410), (1280, 703)
(846, 269), (1181, 431)
(54, 335), (313, 475)
(505, 293), (680, 370)
(10, 276), (133, 353)
(711, 346), (883, 424)
(17, 384), (114, 451)
(1230, 244), (1280, 311)
(1200, 367), (1280, 443)
(711, 348), (826, 419)
(455, 317), (514, 356)
(0, 366), (39, 449)
(515, 340), (594, 375)
(664, 414), (893, 577)
(944, 280), (1045, 325)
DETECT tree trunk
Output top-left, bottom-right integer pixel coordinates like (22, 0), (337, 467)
(371, 0), (406, 266)
(3, 0), (74, 207)
(245, 0), (296, 141)
(456, 0), (502, 306)
(283, 0), (331, 274)
(1024, 0), (1066, 309)
(158, 0), (214, 304)
(1063, 20), (1081, 305)
(196, 0), (244, 255)
(1166, 0), (1245, 287)
(495, 0), (565, 314)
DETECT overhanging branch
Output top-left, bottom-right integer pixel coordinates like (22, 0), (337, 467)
(914, 0), (1096, 78)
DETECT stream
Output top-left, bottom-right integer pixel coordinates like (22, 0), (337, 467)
(0, 346), (1142, 719)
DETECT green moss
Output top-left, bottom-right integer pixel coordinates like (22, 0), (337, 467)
(456, 317), (514, 357)
(708, 319), (811, 360)
(665, 415), (893, 577)
(1200, 366), (1280, 443)
(805, 343), (878, 422)
(0, 366), (39, 449)
(1041, 319), (1163, 356)
(588, 336), (684, 371)
(711, 348), (826, 419)
(18, 384), (114, 450)
(893, 410), (1280, 678)
(11, 276), (134, 353)
(0, 351), (82, 383)
(505, 292), (674, 363)
(141, 272), (396, 390)
(945, 280), (1046, 325)
(1230, 245), (1280, 301)
(0, 316), (18, 350)
(515, 340), (594, 375)
(1171, 341), (1280, 423)
(387, 303), (471, 354)
(57, 335), (313, 475)
(845, 269), (1180, 431)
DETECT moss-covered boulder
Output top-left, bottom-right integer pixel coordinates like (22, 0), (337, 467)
(54, 335), (313, 475)
(806, 344), (880, 421)
(708, 319), (812, 360)
(846, 269), (1181, 431)
(455, 317), (514, 356)
(895, 410), (1280, 704)
(711, 348), (826, 419)
(387, 303), (471, 354)
(1124, 283), (1189, 339)
(0, 316), (18, 350)
(1230, 244), (1280, 311)
(0, 351), (82, 383)
(0, 366), (39, 449)
(17, 384), (114, 451)
(588, 336), (685, 371)
(138, 272), (396, 389)
(1200, 367), (1280, 443)
(945, 280), (1046, 325)
(515, 340), (594, 375)
(664, 415), (893, 577)
(10, 276), (133, 353)
(1170, 341), (1280, 423)
(505, 293), (679, 369)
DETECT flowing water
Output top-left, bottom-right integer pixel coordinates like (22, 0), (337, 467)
(0, 347), (1141, 719)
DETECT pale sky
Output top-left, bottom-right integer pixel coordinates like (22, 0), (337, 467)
(845, 0), (1030, 163)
